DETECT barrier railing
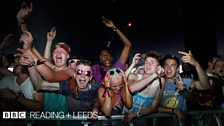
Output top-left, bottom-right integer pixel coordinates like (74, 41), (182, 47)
(24, 109), (224, 126)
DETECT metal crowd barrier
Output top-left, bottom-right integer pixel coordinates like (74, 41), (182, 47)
(24, 109), (224, 126)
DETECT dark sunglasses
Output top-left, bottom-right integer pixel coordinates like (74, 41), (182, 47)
(76, 69), (92, 77)
(109, 69), (121, 76)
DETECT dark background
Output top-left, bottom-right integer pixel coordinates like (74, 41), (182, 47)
(0, 0), (223, 68)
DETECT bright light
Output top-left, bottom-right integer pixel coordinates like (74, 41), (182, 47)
(8, 67), (13, 72)
(179, 65), (183, 73)
(128, 22), (132, 27)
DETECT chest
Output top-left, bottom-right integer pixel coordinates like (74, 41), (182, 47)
(140, 79), (160, 97)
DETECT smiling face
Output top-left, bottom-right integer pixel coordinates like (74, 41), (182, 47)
(74, 61), (93, 91)
(110, 75), (124, 94)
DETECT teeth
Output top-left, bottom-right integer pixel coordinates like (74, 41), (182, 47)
(56, 59), (62, 63)
(79, 80), (85, 84)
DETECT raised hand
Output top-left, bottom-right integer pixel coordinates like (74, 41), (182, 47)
(102, 16), (116, 29)
(19, 52), (35, 67)
(119, 70), (128, 86)
(103, 73), (111, 88)
(47, 26), (56, 41)
(17, 2), (33, 23)
(20, 31), (33, 51)
(132, 53), (141, 66)
(156, 66), (164, 76)
(178, 50), (198, 66)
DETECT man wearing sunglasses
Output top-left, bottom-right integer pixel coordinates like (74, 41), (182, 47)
(20, 49), (100, 115)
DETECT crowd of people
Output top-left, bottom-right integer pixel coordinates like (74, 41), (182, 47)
(0, 2), (224, 126)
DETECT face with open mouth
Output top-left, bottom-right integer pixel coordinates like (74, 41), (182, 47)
(163, 59), (179, 79)
(53, 47), (69, 67)
(144, 57), (159, 75)
(100, 50), (112, 67)
(75, 64), (93, 91)
(213, 59), (224, 77)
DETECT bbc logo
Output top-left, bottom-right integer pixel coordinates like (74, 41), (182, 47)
(3, 111), (26, 119)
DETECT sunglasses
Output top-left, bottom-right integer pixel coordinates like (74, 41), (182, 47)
(109, 68), (121, 76)
(76, 69), (92, 77)
(69, 59), (79, 64)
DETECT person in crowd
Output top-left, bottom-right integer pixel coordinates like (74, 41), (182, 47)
(123, 51), (165, 125)
(98, 68), (132, 117)
(0, 1), (42, 112)
(92, 16), (132, 85)
(0, 33), (15, 79)
(16, 2), (70, 113)
(29, 33), (71, 113)
(158, 51), (210, 123)
(205, 55), (221, 78)
(0, 56), (43, 111)
(20, 56), (100, 114)
(67, 55), (82, 69)
(213, 58), (224, 80)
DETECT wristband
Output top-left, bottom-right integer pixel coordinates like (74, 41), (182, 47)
(113, 27), (118, 31)
(28, 61), (35, 67)
(178, 88), (187, 94)
(103, 87), (112, 97)
(36, 60), (46, 66)
(136, 110), (141, 118)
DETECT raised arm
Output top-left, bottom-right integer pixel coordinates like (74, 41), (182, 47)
(16, 2), (32, 33)
(31, 26), (57, 68)
(29, 27), (57, 68)
(20, 52), (60, 90)
(178, 50), (210, 90)
(44, 26), (56, 59)
(125, 53), (141, 77)
(19, 31), (73, 82)
(102, 16), (132, 65)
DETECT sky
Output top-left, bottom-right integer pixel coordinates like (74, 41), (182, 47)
(0, 0), (223, 63)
